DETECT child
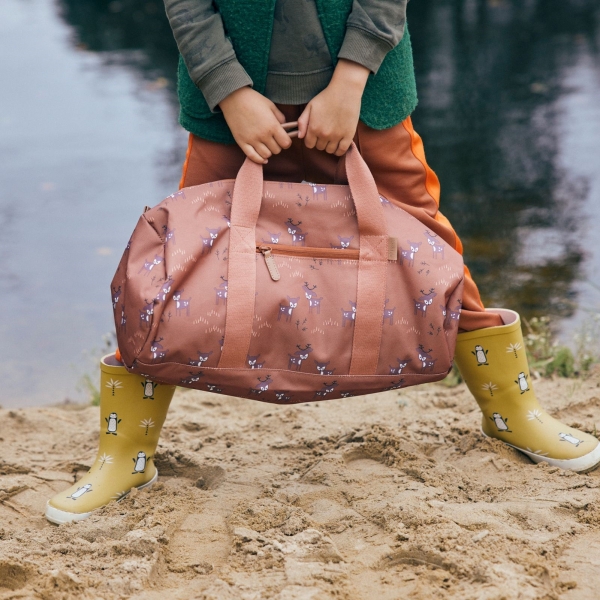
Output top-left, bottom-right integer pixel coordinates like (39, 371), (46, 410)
(45, 0), (600, 524)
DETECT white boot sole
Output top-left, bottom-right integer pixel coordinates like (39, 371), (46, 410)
(481, 429), (600, 472)
(45, 470), (159, 525)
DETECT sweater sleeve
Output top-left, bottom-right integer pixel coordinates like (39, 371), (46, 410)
(163, 0), (253, 111)
(338, 0), (408, 75)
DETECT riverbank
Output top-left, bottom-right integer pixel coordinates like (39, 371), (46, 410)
(2, 373), (600, 599)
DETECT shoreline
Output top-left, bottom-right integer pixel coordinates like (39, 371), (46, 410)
(1, 374), (600, 598)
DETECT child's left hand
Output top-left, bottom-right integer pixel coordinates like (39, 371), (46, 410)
(297, 59), (370, 156)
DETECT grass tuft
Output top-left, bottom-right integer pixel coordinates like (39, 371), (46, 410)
(77, 332), (117, 405)
(524, 314), (599, 379)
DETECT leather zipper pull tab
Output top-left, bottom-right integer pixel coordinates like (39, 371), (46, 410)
(257, 246), (281, 281)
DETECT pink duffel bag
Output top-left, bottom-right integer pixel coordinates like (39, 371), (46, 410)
(111, 143), (464, 403)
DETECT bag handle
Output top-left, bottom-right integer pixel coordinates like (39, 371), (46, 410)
(227, 142), (388, 240)
(218, 142), (389, 375)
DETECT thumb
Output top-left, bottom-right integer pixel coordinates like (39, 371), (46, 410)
(297, 105), (311, 139)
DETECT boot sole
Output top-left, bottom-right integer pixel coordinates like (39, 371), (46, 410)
(45, 470), (159, 525)
(480, 429), (600, 473)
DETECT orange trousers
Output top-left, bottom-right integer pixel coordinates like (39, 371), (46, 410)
(179, 106), (502, 332)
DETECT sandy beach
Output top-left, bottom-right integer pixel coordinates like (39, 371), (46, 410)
(2, 371), (600, 599)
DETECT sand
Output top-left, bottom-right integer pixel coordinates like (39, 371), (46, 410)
(2, 371), (600, 599)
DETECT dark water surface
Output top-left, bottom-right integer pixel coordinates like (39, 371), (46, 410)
(1, 0), (599, 407)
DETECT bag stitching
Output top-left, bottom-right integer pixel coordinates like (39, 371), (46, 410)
(135, 359), (451, 379)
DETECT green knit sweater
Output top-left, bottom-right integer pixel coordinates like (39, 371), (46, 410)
(177, 0), (418, 144)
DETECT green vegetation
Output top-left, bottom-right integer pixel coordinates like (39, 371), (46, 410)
(78, 372), (101, 406)
(443, 308), (600, 388)
(441, 364), (463, 387)
(77, 332), (117, 406)
(523, 313), (600, 379)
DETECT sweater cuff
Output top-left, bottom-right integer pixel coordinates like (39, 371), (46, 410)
(196, 59), (254, 113)
(337, 26), (393, 75)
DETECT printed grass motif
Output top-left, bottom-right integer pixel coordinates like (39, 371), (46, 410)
(527, 409), (543, 423)
(105, 379), (123, 396)
(140, 419), (155, 435)
(482, 382), (498, 396)
(506, 342), (522, 358)
(98, 453), (114, 470)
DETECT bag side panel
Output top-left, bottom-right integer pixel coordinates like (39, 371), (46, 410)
(376, 234), (464, 378)
(443, 275), (465, 361)
(114, 215), (167, 367)
(135, 183), (234, 373)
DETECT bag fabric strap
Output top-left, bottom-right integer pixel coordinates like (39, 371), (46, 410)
(345, 149), (388, 374)
(217, 159), (263, 369)
(218, 143), (388, 374)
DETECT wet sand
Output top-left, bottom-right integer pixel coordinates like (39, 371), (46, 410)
(2, 372), (600, 599)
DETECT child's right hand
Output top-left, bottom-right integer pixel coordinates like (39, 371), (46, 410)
(219, 87), (292, 164)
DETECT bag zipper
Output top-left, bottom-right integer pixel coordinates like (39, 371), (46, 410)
(256, 240), (397, 281)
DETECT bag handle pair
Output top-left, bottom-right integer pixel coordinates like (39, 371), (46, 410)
(281, 121), (362, 185)
(218, 139), (389, 375)
(226, 136), (389, 241)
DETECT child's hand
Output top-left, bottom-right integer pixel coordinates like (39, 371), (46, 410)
(219, 87), (292, 164)
(297, 59), (370, 156)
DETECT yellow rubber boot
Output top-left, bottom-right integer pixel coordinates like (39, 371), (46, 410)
(454, 309), (600, 472)
(45, 354), (176, 524)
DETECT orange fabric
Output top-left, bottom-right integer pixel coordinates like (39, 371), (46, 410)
(400, 118), (469, 256)
(401, 117), (442, 207)
(354, 114), (502, 332)
(178, 133), (194, 191)
(179, 105), (502, 332)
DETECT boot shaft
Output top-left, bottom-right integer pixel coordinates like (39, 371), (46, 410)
(453, 309), (600, 467)
(454, 309), (529, 406)
(99, 354), (176, 448)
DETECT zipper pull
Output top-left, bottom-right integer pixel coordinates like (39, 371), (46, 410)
(257, 245), (281, 281)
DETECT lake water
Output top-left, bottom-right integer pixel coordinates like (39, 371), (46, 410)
(1, 0), (599, 407)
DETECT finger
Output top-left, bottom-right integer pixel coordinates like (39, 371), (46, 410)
(272, 105), (287, 124)
(304, 127), (317, 149)
(264, 136), (284, 155)
(242, 144), (268, 164)
(335, 138), (352, 157)
(254, 142), (273, 160)
(325, 139), (340, 155)
(315, 137), (328, 152)
(297, 106), (311, 139)
(273, 127), (293, 149)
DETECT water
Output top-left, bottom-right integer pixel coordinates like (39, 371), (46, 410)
(556, 55), (600, 337)
(408, 0), (600, 318)
(0, 0), (185, 407)
(1, 0), (599, 407)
